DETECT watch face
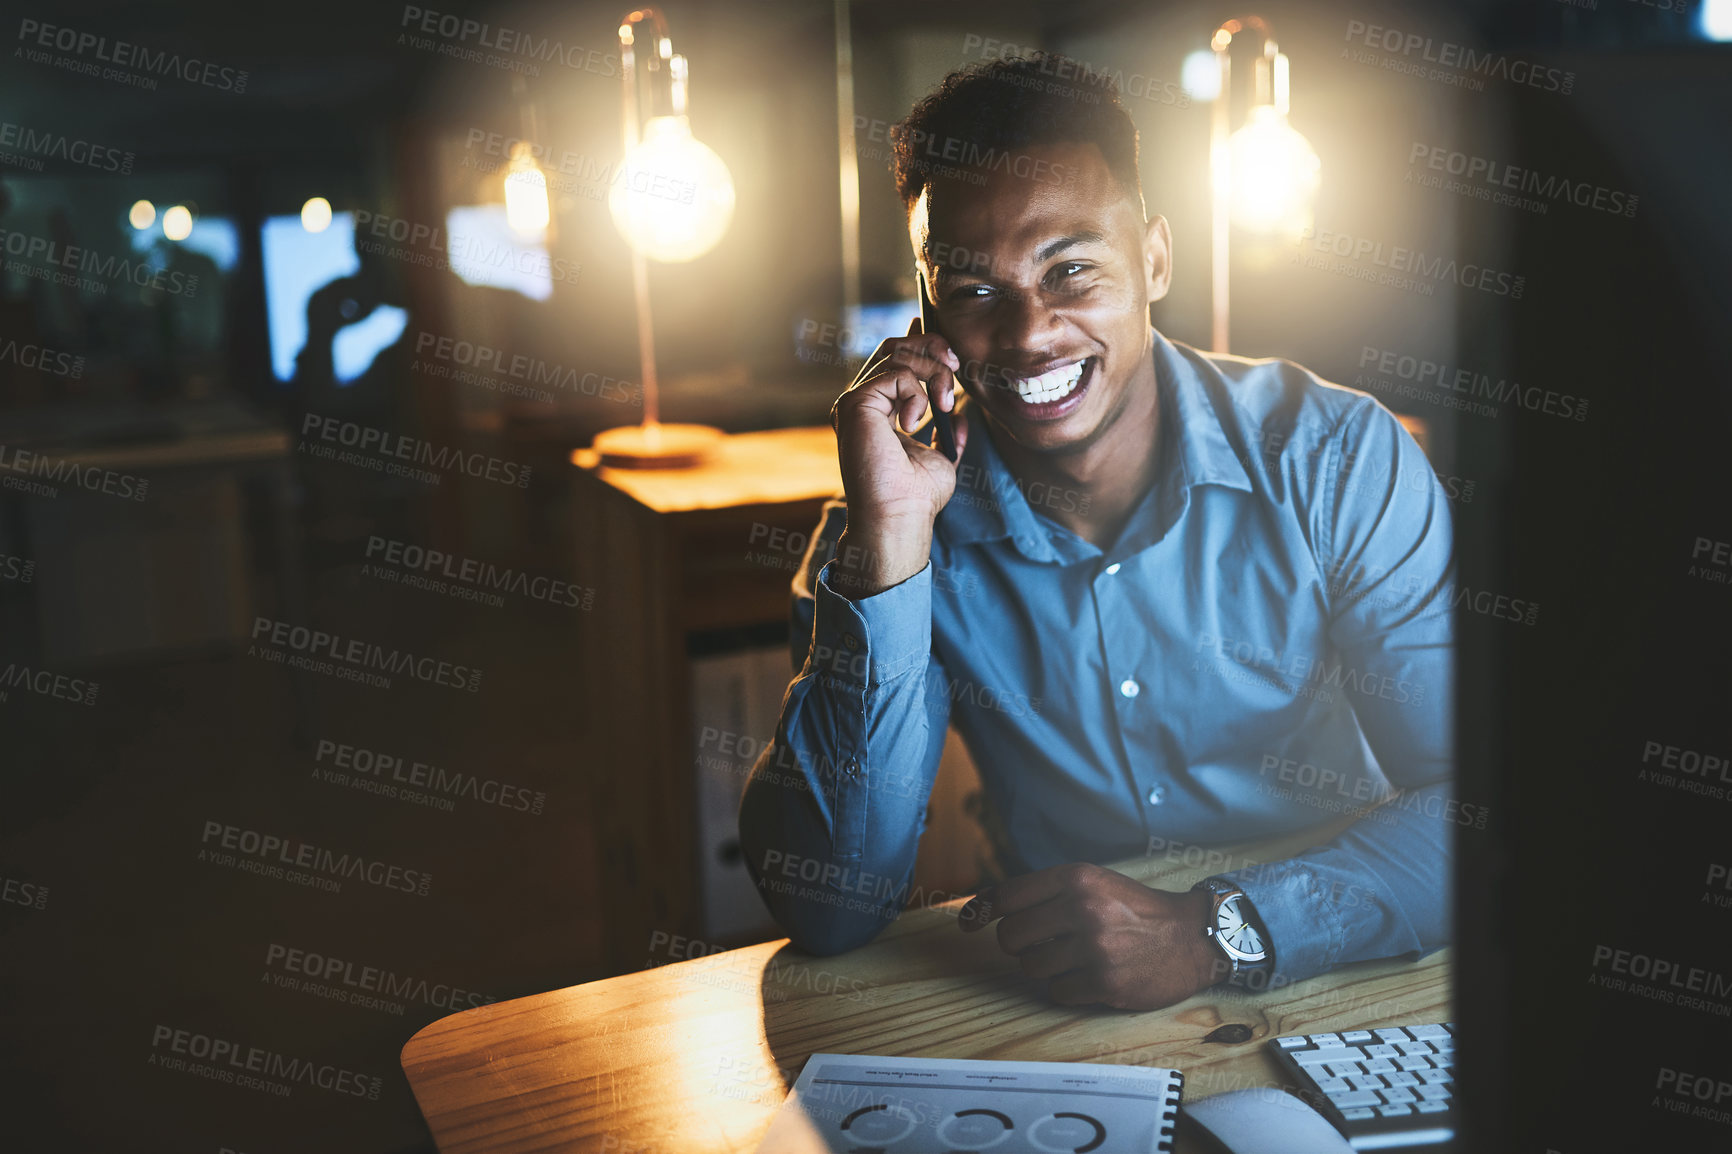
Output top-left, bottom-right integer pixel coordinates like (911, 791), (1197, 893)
(1215, 893), (1268, 963)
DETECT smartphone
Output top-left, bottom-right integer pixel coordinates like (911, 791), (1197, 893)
(915, 267), (960, 463)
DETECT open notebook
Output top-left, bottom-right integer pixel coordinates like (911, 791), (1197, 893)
(753, 1052), (1183, 1153)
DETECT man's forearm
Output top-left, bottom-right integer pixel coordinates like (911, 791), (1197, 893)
(1221, 780), (1455, 983)
(738, 715), (908, 956)
(738, 564), (950, 955)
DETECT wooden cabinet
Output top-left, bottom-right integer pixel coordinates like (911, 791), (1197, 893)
(569, 427), (992, 973)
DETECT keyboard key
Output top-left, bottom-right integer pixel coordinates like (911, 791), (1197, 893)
(1324, 1062), (1364, 1079)
(1444, 1022), (1456, 1033)
(1417, 1070), (1451, 1085)
(1342, 1030), (1374, 1044)
(1312, 1046), (1365, 1064)
(1275, 1035), (1308, 1049)
(1294, 1050), (1340, 1067)
(1379, 1087), (1417, 1105)
(1418, 1085), (1451, 1102)
(1385, 1072), (1420, 1088)
(1377, 1104), (1413, 1118)
(1328, 1090), (1383, 1110)
(1374, 1027), (1412, 1044)
(1361, 1058), (1397, 1075)
(1315, 1077), (1352, 1095)
(1397, 1041), (1435, 1057)
(1434, 1054), (1455, 1070)
(1364, 1045), (1400, 1060)
(1395, 1056), (1433, 1072)
(1415, 1101), (1450, 1114)
(1347, 1075), (1387, 1092)
(1432, 1035), (1456, 1053)
(1309, 1033), (1343, 1047)
(1408, 1024), (1450, 1040)
(1341, 1107), (1376, 1121)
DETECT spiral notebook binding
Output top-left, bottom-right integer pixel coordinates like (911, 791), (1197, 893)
(1156, 1071), (1183, 1152)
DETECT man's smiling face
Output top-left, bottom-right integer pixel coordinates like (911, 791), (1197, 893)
(912, 139), (1172, 456)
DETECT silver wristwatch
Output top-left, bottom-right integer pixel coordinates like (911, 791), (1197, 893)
(1194, 877), (1273, 984)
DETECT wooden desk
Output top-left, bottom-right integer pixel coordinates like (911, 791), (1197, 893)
(403, 816), (1451, 1153)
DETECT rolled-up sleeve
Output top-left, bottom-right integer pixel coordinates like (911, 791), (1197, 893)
(1224, 399), (1458, 982)
(737, 502), (952, 956)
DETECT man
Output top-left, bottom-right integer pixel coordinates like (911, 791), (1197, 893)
(738, 55), (1454, 1011)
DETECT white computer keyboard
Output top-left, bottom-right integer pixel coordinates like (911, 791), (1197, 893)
(1267, 1022), (1456, 1149)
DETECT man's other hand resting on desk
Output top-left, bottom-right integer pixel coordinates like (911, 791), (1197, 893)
(957, 864), (1230, 1010)
(738, 55), (1455, 1011)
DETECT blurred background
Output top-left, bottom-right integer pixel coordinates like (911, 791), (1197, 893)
(1, 0), (1729, 1150)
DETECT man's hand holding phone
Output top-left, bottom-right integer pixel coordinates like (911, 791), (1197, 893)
(828, 315), (969, 600)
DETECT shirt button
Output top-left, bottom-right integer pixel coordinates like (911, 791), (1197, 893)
(1147, 785), (1165, 805)
(1105, 563), (1121, 575)
(841, 632), (860, 651)
(1119, 679), (1140, 698)
(844, 757), (859, 776)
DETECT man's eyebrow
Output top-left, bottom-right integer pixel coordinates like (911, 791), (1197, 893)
(926, 231), (1110, 284)
(1036, 231), (1107, 262)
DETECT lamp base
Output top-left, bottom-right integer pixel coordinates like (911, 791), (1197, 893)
(590, 422), (724, 469)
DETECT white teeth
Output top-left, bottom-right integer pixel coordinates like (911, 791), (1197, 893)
(1009, 359), (1087, 404)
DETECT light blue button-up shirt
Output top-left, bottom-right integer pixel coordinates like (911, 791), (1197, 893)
(739, 327), (1456, 984)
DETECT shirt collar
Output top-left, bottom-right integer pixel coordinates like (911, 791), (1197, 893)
(935, 327), (1252, 562)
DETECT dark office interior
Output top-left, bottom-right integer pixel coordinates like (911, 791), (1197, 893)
(1, 1), (1729, 1151)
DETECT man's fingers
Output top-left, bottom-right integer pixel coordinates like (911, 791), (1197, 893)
(982, 863), (1081, 923)
(835, 363), (933, 429)
(884, 343), (958, 393)
(996, 897), (1074, 957)
(1017, 935), (1089, 981)
(896, 380), (930, 434)
(855, 327), (946, 386)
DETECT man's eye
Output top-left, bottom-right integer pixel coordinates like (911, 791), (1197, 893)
(1047, 263), (1093, 290)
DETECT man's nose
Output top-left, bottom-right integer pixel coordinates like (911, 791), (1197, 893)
(992, 285), (1063, 358)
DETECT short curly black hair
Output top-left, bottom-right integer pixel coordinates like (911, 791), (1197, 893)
(890, 53), (1142, 215)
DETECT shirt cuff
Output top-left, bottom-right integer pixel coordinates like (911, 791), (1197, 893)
(1218, 858), (1344, 984)
(811, 560), (932, 691)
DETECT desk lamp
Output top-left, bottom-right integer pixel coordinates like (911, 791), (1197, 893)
(1201, 16), (1321, 353)
(502, 76), (553, 238)
(590, 6), (737, 468)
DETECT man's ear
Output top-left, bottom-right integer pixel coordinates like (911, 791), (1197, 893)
(1143, 213), (1173, 305)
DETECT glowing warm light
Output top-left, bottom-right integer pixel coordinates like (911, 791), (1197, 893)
(608, 115), (735, 263)
(503, 141), (551, 235)
(300, 196), (333, 233)
(1182, 50), (1222, 102)
(162, 205), (194, 241)
(1225, 105), (1320, 238)
(128, 200), (156, 230)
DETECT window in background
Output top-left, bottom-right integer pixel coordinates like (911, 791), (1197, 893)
(0, 175), (233, 400)
(444, 203), (554, 301)
(130, 216), (241, 271)
(845, 299), (920, 358)
(260, 211), (407, 384)
(1704, 0), (1732, 40)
